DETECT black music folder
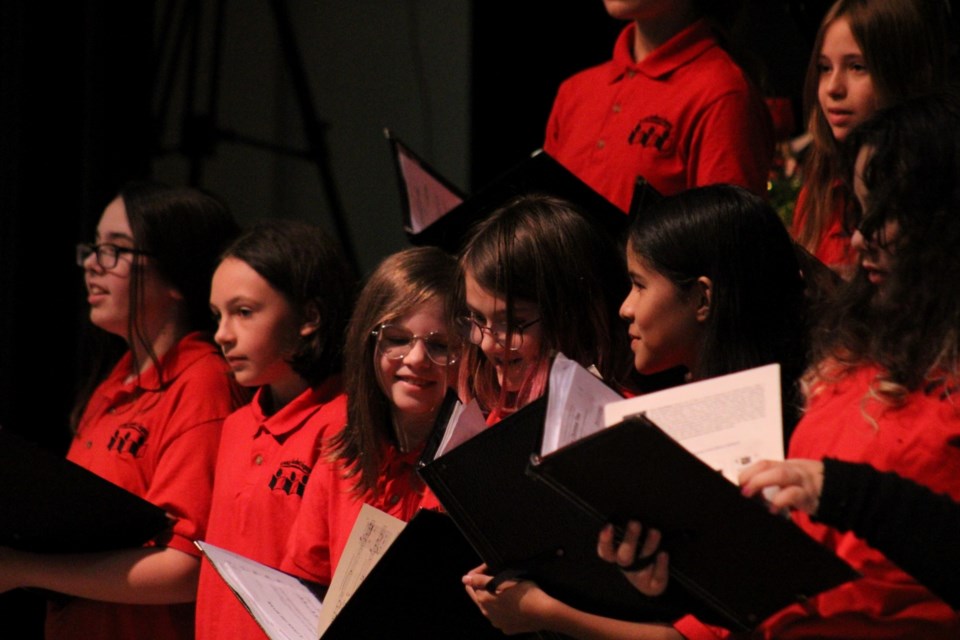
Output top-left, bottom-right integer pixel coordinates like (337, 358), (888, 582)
(527, 415), (860, 630)
(322, 509), (507, 640)
(200, 509), (509, 640)
(0, 427), (171, 553)
(418, 355), (859, 631)
(385, 129), (635, 254)
(628, 175), (662, 219)
(418, 396), (695, 627)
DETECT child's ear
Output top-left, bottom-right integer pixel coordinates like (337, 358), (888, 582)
(300, 303), (322, 337)
(695, 276), (712, 323)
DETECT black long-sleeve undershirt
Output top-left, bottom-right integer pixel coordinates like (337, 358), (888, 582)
(814, 458), (960, 609)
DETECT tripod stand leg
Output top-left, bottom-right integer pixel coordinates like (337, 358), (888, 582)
(268, 0), (360, 276)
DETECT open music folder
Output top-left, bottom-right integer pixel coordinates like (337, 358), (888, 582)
(0, 426), (171, 553)
(385, 128), (640, 254)
(418, 379), (692, 626)
(197, 505), (505, 640)
(419, 355), (859, 631)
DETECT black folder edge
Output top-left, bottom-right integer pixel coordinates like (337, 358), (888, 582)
(527, 414), (861, 631)
(627, 175), (663, 219)
(383, 128), (467, 236)
(0, 426), (171, 553)
(200, 510), (506, 639)
(321, 509), (507, 640)
(385, 129), (634, 254)
(418, 387), (462, 469)
(418, 397), (692, 625)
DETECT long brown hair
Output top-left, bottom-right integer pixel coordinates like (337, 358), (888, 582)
(330, 247), (457, 498)
(796, 0), (948, 254)
(71, 182), (239, 430)
(455, 194), (633, 417)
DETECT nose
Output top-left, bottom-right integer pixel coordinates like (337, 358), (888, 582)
(477, 327), (505, 355)
(850, 227), (866, 252)
(825, 69), (845, 98)
(619, 292), (634, 322)
(851, 224), (879, 256)
(83, 249), (103, 274)
(402, 337), (430, 366)
(214, 317), (234, 351)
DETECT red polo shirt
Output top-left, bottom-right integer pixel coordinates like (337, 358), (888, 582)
(790, 183), (857, 270)
(280, 443), (441, 585)
(544, 19), (773, 211)
(675, 365), (960, 638)
(47, 331), (245, 640)
(194, 376), (347, 640)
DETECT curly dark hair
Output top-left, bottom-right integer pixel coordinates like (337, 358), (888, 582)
(809, 91), (960, 403)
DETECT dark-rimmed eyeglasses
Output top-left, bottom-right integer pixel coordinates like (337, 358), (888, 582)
(76, 243), (153, 269)
(372, 323), (457, 366)
(456, 314), (541, 351)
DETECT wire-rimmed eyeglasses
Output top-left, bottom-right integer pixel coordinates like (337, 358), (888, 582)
(76, 243), (153, 269)
(455, 314), (541, 351)
(372, 323), (457, 366)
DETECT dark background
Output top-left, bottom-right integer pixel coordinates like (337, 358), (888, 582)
(0, 0), (849, 634)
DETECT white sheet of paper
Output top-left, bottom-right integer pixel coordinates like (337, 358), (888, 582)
(195, 541), (321, 640)
(398, 147), (463, 233)
(603, 364), (784, 483)
(316, 504), (406, 637)
(541, 353), (622, 456)
(434, 398), (487, 459)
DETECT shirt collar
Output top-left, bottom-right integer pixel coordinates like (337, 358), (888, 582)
(608, 18), (718, 83)
(107, 331), (219, 396)
(251, 374), (344, 438)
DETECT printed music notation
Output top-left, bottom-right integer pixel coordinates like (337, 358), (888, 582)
(315, 504), (406, 637)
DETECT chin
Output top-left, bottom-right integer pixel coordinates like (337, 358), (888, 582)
(501, 380), (526, 394)
(89, 313), (125, 338)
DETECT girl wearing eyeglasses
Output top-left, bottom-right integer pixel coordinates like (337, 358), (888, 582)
(280, 246), (458, 586)
(197, 220), (352, 640)
(463, 184), (818, 638)
(455, 193), (635, 422)
(0, 182), (245, 640)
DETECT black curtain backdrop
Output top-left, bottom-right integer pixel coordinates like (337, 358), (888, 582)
(0, 2), (152, 635)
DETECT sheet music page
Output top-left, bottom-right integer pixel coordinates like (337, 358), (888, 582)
(603, 364), (783, 483)
(195, 541), (321, 640)
(541, 353), (622, 456)
(398, 148), (463, 233)
(316, 504), (406, 637)
(434, 398), (487, 459)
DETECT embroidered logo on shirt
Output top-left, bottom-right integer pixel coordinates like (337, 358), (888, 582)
(628, 116), (673, 151)
(106, 423), (149, 457)
(269, 460), (312, 497)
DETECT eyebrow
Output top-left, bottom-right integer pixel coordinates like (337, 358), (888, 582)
(96, 231), (136, 244)
(218, 296), (259, 308)
(468, 305), (538, 323)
